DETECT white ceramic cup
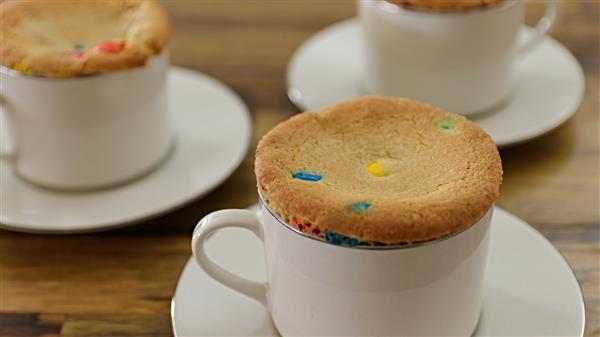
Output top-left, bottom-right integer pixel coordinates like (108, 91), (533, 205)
(192, 196), (494, 336)
(0, 52), (171, 190)
(359, 0), (561, 115)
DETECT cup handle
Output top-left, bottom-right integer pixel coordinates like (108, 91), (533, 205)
(0, 96), (17, 159)
(191, 209), (268, 307)
(518, 0), (562, 56)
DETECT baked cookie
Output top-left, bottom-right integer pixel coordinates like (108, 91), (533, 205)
(255, 96), (502, 245)
(1, 0), (170, 77)
(385, 0), (504, 11)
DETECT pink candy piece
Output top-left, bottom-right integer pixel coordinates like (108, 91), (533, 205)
(61, 50), (85, 58)
(94, 40), (126, 53)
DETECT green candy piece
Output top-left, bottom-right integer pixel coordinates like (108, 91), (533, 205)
(436, 118), (458, 133)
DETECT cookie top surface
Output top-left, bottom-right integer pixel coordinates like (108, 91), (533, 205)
(1, 0), (170, 77)
(385, 0), (504, 11)
(255, 96), (502, 244)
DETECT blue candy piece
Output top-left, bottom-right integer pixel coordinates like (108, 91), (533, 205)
(73, 43), (86, 50)
(349, 202), (370, 213)
(324, 230), (359, 247)
(292, 171), (322, 182)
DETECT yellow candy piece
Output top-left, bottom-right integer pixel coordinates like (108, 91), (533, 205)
(11, 60), (36, 75)
(367, 161), (389, 177)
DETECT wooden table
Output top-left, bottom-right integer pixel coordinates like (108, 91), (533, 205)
(1, 1), (598, 336)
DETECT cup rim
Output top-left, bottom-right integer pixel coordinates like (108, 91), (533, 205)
(369, 0), (518, 17)
(0, 51), (168, 82)
(257, 191), (491, 250)
(0, 64), (99, 81)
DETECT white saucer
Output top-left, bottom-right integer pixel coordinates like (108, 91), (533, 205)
(287, 19), (585, 148)
(0, 67), (252, 233)
(171, 206), (584, 337)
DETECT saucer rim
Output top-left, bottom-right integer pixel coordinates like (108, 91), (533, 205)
(0, 66), (252, 234)
(285, 19), (586, 148)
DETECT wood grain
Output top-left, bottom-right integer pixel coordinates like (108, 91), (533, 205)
(1, 1), (598, 336)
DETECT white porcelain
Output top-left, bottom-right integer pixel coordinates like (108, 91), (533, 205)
(192, 199), (493, 336)
(359, 0), (560, 115)
(0, 67), (251, 233)
(174, 206), (585, 337)
(287, 20), (585, 147)
(1, 53), (171, 190)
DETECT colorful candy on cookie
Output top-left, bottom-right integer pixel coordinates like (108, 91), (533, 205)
(60, 50), (86, 58)
(385, 0), (504, 12)
(93, 40), (126, 54)
(255, 96), (502, 246)
(367, 161), (389, 177)
(436, 117), (459, 133)
(60, 42), (87, 58)
(292, 171), (322, 182)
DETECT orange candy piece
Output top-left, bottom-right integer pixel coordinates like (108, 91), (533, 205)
(94, 40), (126, 53)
